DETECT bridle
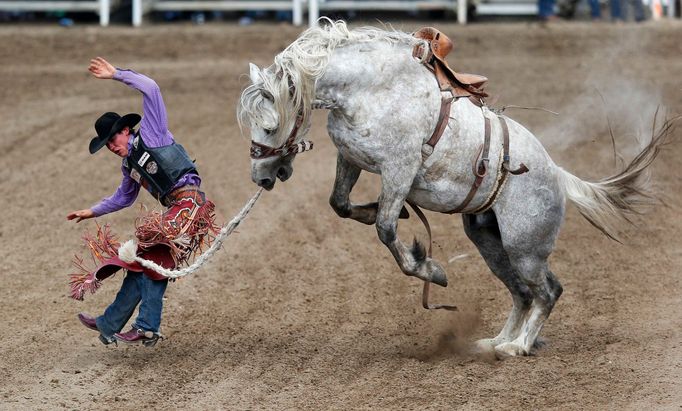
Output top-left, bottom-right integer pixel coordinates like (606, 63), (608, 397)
(249, 111), (314, 160)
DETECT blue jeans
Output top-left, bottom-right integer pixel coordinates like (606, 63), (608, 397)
(588, 0), (601, 18)
(611, 0), (645, 20)
(538, 0), (556, 18)
(96, 271), (168, 338)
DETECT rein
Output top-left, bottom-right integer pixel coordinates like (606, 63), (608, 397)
(250, 111), (314, 160)
(406, 200), (458, 311)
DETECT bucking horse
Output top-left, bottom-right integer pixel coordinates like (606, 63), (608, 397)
(238, 20), (675, 358)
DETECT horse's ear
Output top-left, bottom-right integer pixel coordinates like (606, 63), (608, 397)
(249, 63), (261, 84)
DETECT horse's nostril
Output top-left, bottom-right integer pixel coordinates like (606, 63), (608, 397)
(277, 167), (290, 181)
(258, 178), (275, 189)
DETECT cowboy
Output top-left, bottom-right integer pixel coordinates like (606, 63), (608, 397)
(67, 57), (217, 346)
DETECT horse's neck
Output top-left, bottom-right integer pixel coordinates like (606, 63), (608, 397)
(315, 41), (429, 109)
(312, 40), (487, 153)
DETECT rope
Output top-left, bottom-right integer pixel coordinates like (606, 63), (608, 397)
(492, 104), (559, 116)
(118, 188), (264, 279)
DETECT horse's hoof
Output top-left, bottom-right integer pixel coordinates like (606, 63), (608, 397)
(494, 342), (528, 359)
(426, 259), (448, 287)
(352, 202), (379, 225)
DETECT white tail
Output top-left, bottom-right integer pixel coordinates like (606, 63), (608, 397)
(556, 118), (677, 242)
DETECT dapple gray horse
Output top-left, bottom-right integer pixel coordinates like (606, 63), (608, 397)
(238, 20), (672, 358)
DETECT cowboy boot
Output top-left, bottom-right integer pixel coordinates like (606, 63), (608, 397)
(78, 313), (117, 345)
(77, 313), (98, 331)
(114, 327), (162, 347)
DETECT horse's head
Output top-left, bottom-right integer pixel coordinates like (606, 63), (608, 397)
(238, 63), (313, 191)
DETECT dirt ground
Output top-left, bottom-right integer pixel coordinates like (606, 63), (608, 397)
(1, 20), (681, 410)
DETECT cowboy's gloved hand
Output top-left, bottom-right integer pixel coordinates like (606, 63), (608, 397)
(88, 57), (116, 80)
(67, 209), (95, 223)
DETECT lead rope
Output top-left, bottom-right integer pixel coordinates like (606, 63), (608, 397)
(405, 200), (457, 311)
(118, 188), (264, 279)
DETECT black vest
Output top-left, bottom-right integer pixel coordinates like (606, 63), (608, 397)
(123, 133), (198, 203)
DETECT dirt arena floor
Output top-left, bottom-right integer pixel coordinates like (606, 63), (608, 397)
(1, 20), (681, 409)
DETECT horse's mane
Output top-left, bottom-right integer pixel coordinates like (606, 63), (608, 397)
(238, 19), (419, 147)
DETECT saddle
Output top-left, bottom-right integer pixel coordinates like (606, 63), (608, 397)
(411, 27), (528, 215)
(412, 27), (488, 99)
(412, 27), (489, 155)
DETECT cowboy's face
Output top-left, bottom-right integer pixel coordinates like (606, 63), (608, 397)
(106, 127), (130, 157)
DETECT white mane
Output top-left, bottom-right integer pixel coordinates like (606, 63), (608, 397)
(238, 19), (419, 147)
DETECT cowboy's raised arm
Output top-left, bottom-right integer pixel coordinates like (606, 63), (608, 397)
(89, 57), (172, 147)
(112, 69), (171, 147)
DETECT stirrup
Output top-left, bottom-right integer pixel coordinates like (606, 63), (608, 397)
(142, 331), (164, 347)
(99, 334), (117, 346)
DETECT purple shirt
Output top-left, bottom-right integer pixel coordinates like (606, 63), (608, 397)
(91, 69), (201, 216)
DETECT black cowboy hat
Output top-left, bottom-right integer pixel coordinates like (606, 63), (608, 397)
(89, 112), (141, 154)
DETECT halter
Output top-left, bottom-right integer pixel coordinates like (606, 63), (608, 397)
(249, 111), (314, 160)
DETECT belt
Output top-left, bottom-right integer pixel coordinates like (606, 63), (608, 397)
(162, 185), (203, 207)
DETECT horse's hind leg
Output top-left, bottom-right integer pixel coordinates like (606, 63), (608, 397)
(492, 192), (565, 358)
(493, 255), (563, 358)
(462, 211), (533, 348)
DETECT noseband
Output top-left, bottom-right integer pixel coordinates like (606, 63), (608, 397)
(250, 112), (314, 160)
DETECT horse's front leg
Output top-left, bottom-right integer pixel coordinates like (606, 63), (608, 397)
(375, 167), (448, 287)
(329, 154), (408, 225)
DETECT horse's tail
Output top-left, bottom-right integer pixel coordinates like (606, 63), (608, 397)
(556, 118), (677, 242)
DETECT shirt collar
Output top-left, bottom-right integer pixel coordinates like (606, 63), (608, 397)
(127, 132), (136, 154)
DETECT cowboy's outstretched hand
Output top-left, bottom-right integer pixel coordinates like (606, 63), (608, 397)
(67, 209), (95, 223)
(88, 57), (116, 79)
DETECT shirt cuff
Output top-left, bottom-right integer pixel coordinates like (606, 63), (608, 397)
(113, 68), (126, 81)
(90, 205), (104, 217)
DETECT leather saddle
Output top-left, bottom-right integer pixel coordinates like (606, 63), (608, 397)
(413, 27), (488, 99)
